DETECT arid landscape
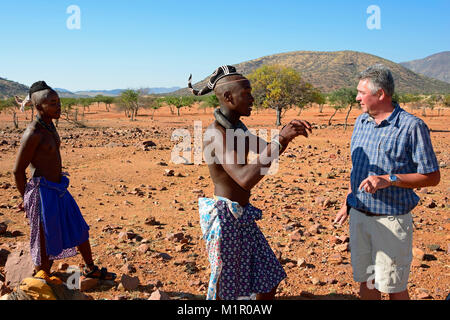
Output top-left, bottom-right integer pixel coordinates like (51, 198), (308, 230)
(0, 103), (448, 300)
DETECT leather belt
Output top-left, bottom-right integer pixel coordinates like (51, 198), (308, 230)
(352, 207), (385, 217)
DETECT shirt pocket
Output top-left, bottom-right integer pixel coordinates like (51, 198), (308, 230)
(378, 132), (409, 170)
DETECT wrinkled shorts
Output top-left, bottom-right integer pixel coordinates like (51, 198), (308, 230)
(349, 207), (413, 293)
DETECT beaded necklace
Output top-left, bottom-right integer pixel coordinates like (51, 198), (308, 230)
(36, 116), (57, 134)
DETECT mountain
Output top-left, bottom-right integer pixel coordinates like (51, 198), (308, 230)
(73, 87), (181, 97)
(73, 89), (124, 97)
(0, 80), (84, 99)
(54, 88), (72, 93)
(0, 77), (28, 98)
(147, 87), (182, 94)
(54, 88), (90, 98)
(174, 50), (450, 95)
(400, 51), (450, 84)
(0, 80), (182, 99)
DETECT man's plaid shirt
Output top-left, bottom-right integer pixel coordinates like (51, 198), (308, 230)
(347, 104), (439, 215)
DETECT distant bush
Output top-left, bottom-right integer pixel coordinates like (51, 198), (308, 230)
(328, 88), (357, 129)
(198, 94), (219, 113)
(164, 96), (196, 116)
(0, 97), (20, 128)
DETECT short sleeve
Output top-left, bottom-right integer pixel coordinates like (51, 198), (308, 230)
(409, 120), (439, 174)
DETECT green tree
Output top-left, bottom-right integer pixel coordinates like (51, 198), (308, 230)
(198, 94), (219, 113)
(165, 96), (195, 116)
(396, 93), (410, 108)
(294, 82), (315, 116)
(78, 98), (93, 118)
(248, 65), (314, 126)
(402, 94), (421, 113)
(101, 96), (115, 112)
(430, 94), (443, 113)
(60, 97), (77, 121)
(137, 94), (158, 119)
(312, 89), (326, 113)
(92, 95), (101, 107)
(59, 97), (86, 127)
(0, 97), (19, 128)
(115, 97), (129, 118)
(181, 96), (196, 115)
(118, 90), (140, 121)
(421, 94), (442, 116)
(328, 88), (357, 128)
(444, 94), (450, 107)
(327, 104), (345, 126)
(417, 95), (429, 117)
(93, 95), (107, 109)
(147, 97), (165, 120)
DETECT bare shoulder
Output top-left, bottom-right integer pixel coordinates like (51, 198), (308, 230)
(204, 122), (225, 144)
(206, 121), (221, 131)
(204, 122), (226, 157)
(21, 121), (43, 144)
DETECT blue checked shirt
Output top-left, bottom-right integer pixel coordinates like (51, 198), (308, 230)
(347, 104), (439, 215)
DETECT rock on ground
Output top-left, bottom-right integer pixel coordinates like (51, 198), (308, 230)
(120, 274), (140, 291)
(4, 242), (35, 289)
(149, 289), (170, 300)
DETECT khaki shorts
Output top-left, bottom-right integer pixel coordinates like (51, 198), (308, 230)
(349, 208), (413, 294)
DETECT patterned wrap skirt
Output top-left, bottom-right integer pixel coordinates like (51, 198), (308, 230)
(199, 196), (286, 300)
(23, 175), (90, 266)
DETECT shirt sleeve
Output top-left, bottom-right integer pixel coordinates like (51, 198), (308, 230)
(409, 119), (439, 174)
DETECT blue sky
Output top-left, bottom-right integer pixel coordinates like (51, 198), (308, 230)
(0, 0), (449, 91)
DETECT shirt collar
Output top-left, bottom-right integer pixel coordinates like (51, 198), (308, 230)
(362, 103), (401, 127)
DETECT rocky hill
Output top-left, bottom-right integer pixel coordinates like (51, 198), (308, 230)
(175, 50), (450, 95)
(0, 78), (28, 98)
(74, 87), (181, 97)
(401, 51), (450, 84)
